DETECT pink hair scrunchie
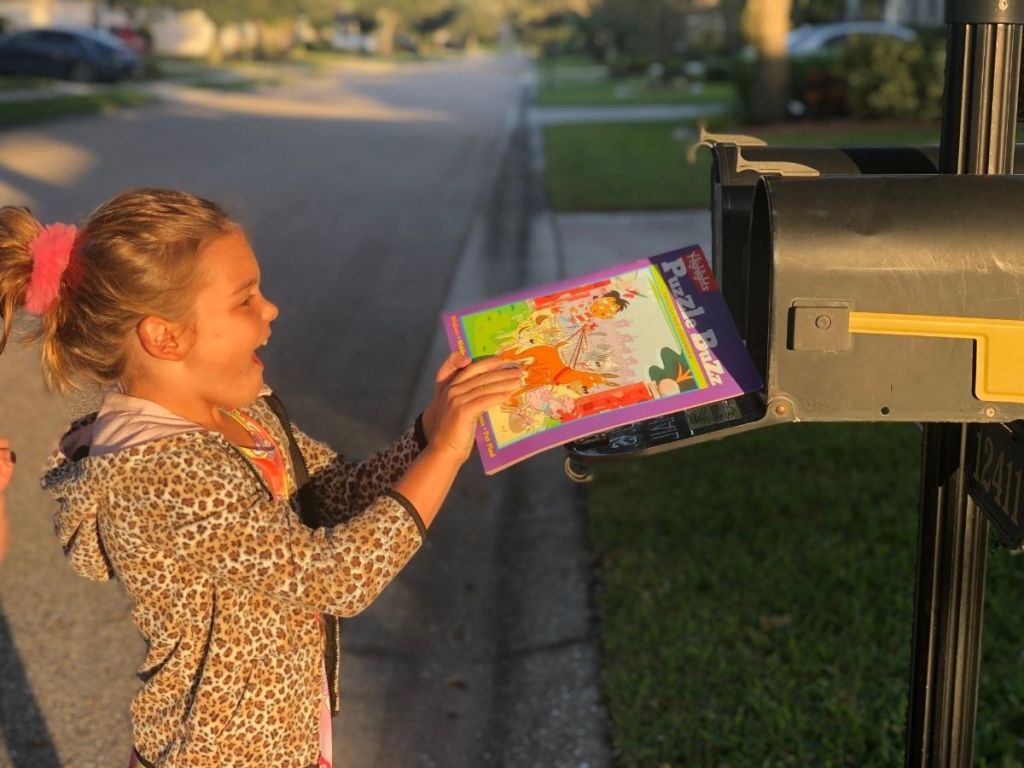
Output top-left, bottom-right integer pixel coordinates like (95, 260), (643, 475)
(24, 222), (78, 315)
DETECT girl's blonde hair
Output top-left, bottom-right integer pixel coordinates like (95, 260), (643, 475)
(0, 188), (236, 395)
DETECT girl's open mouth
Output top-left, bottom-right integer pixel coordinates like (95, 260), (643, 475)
(252, 352), (263, 368)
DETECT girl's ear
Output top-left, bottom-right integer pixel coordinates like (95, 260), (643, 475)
(136, 316), (192, 361)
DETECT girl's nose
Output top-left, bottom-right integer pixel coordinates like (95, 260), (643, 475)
(264, 298), (280, 322)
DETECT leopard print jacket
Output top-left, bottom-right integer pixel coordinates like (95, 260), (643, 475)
(42, 394), (426, 767)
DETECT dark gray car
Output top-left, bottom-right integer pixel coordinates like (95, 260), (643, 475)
(0, 27), (142, 82)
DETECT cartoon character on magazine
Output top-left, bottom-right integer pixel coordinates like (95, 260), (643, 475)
(555, 289), (633, 336)
(497, 311), (563, 352)
(504, 385), (581, 434)
(649, 347), (696, 396)
(499, 339), (618, 407)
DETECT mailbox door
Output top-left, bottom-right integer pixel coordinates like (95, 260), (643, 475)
(747, 173), (1024, 423)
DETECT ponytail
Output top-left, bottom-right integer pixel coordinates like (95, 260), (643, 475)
(0, 206), (42, 356)
(0, 189), (235, 396)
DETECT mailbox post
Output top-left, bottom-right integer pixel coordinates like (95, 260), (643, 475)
(907, 3), (1022, 766)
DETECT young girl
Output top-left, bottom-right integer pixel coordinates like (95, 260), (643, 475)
(0, 188), (521, 768)
(0, 437), (13, 562)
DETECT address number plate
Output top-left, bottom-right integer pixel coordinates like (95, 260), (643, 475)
(966, 423), (1024, 551)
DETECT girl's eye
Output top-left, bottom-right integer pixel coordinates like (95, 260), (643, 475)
(241, 295), (254, 306)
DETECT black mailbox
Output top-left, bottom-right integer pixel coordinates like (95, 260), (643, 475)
(704, 132), (1024, 339)
(746, 173), (1024, 423)
(566, 172), (1024, 470)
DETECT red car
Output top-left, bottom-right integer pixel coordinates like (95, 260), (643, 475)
(108, 25), (149, 55)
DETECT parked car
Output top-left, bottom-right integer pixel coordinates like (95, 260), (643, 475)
(787, 20), (917, 57)
(108, 25), (150, 56)
(739, 21), (917, 62)
(0, 27), (143, 82)
(330, 29), (378, 54)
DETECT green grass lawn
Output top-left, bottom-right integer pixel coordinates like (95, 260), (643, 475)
(187, 76), (281, 92)
(536, 53), (607, 79)
(544, 121), (713, 211)
(587, 423), (1024, 766)
(0, 90), (156, 128)
(0, 75), (53, 91)
(544, 121), (948, 211)
(544, 119), (1024, 212)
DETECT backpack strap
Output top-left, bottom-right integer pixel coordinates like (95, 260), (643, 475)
(262, 391), (344, 713)
(262, 392), (317, 528)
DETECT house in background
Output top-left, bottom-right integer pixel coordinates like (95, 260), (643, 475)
(683, 0), (727, 50)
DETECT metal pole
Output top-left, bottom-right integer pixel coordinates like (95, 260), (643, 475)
(905, 3), (1022, 766)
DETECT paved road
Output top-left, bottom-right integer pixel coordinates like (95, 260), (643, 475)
(0, 53), (611, 767)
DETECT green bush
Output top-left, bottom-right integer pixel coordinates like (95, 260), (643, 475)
(842, 35), (946, 121)
(732, 52), (847, 122)
(733, 33), (947, 123)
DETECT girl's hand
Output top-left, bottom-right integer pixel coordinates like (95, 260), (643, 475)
(0, 438), (14, 495)
(423, 355), (523, 461)
(0, 438), (13, 564)
(421, 352), (472, 442)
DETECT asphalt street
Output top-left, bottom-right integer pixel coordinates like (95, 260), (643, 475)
(0, 53), (609, 766)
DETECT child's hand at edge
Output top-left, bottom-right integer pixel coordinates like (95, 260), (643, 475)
(421, 352), (472, 443)
(421, 354), (522, 462)
(0, 438), (14, 563)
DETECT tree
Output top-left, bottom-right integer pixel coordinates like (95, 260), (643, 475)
(449, 0), (506, 49)
(348, 0), (453, 54)
(743, 0), (792, 123)
(790, 0), (886, 24)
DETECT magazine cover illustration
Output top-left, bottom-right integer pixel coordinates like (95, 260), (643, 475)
(443, 245), (762, 474)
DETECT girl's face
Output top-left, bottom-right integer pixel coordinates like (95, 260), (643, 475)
(184, 229), (278, 410)
(590, 296), (620, 320)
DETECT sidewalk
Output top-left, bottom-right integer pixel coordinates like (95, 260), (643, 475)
(557, 210), (711, 274)
(489, 92), (712, 764)
(531, 102), (730, 126)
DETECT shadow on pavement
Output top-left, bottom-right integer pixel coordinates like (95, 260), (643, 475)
(0, 604), (62, 766)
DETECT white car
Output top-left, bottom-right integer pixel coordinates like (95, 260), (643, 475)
(787, 21), (917, 56)
(330, 30), (378, 54)
(738, 21), (917, 61)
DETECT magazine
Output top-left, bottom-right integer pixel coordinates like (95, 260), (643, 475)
(442, 245), (763, 474)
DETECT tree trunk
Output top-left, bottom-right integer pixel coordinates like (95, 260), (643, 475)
(745, 0), (791, 124)
(375, 8), (401, 56)
(207, 20), (223, 65)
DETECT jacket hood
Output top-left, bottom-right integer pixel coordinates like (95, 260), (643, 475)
(43, 386), (272, 581)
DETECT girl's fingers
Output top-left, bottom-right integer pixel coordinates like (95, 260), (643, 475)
(435, 353), (471, 385)
(448, 368), (522, 399)
(457, 389), (528, 418)
(450, 355), (518, 385)
(454, 382), (522, 409)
